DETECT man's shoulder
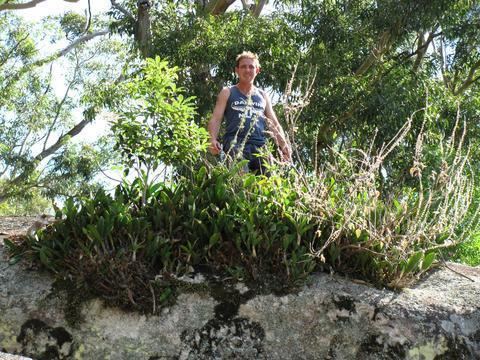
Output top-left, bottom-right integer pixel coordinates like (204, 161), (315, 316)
(255, 87), (269, 101)
(217, 87), (231, 100)
(220, 86), (232, 94)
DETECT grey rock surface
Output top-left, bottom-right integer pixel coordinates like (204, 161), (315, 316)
(1, 240), (479, 359)
(239, 263), (480, 359)
(0, 352), (32, 360)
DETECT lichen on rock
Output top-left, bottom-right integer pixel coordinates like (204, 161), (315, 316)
(1, 239), (480, 359)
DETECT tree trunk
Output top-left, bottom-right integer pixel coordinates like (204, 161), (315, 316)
(355, 30), (393, 77)
(205, 0), (236, 15)
(135, 0), (152, 58)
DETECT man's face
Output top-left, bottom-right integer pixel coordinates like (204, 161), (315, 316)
(235, 58), (260, 83)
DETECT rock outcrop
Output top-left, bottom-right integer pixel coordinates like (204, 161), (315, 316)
(0, 240), (479, 359)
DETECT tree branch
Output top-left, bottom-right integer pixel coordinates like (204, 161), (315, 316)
(395, 31), (442, 65)
(135, 0), (152, 58)
(252, 0), (267, 17)
(355, 30), (393, 76)
(34, 117), (91, 162)
(81, 0), (92, 35)
(240, 0), (249, 11)
(110, 0), (135, 21)
(205, 0), (236, 15)
(0, 32), (29, 68)
(57, 30), (109, 58)
(0, 113), (93, 203)
(42, 66), (76, 152)
(453, 60), (480, 96)
(434, 35), (451, 90)
(0, 0), (47, 11)
(2, 29), (109, 94)
(0, 0), (79, 11)
(413, 27), (438, 72)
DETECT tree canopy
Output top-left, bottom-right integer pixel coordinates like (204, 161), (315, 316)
(83, 0), (479, 195)
(0, 8), (123, 206)
(1, 0), (480, 205)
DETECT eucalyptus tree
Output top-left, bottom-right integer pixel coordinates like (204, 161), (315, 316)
(0, 11), (127, 205)
(8, 0), (473, 189)
(106, 1), (480, 175)
(285, 0), (480, 186)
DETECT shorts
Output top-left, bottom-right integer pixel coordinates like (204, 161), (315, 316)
(223, 141), (269, 175)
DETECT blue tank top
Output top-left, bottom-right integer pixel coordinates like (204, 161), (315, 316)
(223, 86), (266, 146)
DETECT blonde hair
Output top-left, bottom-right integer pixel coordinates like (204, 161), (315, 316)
(235, 51), (261, 68)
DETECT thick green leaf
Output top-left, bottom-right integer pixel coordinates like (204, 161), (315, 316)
(405, 251), (423, 273)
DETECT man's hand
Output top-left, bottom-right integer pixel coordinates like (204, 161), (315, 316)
(280, 144), (292, 163)
(209, 139), (222, 155)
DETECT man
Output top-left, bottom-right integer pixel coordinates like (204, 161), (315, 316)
(208, 51), (292, 174)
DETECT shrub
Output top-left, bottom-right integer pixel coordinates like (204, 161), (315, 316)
(452, 234), (480, 266)
(112, 56), (209, 205)
(303, 117), (479, 287)
(6, 162), (319, 312)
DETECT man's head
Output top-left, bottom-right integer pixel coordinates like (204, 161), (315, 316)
(235, 51), (261, 83)
(235, 51), (261, 69)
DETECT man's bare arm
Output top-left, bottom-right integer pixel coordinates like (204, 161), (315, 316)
(208, 87), (230, 155)
(264, 93), (292, 162)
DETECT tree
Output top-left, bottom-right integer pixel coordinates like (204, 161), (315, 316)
(0, 183), (51, 215)
(2, 0), (480, 204)
(112, 56), (209, 204)
(286, 0), (480, 178)
(106, 1), (480, 176)
(0, 11), (127, 205)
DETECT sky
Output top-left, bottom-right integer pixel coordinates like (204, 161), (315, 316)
(20, 0), (116, 145)
(17, 0), (111, 20)
(15, 0), (123, 185)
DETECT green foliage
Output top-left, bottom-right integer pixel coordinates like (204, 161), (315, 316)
(149, 8), (301, 117)
(0, 12), (126, 205)
(157, 163), (318, 287)
(0, 186), (51, 215)
(7, 163), (318, 312)
(59, 11), (88, 40)
(7, 115), (478, 310)
(304, 116), (479, 287)
(4, 0), (480, 314)
(112, 56), (209, 174)
(453, 234), (480, 267)
(124, 0), (480, 187)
